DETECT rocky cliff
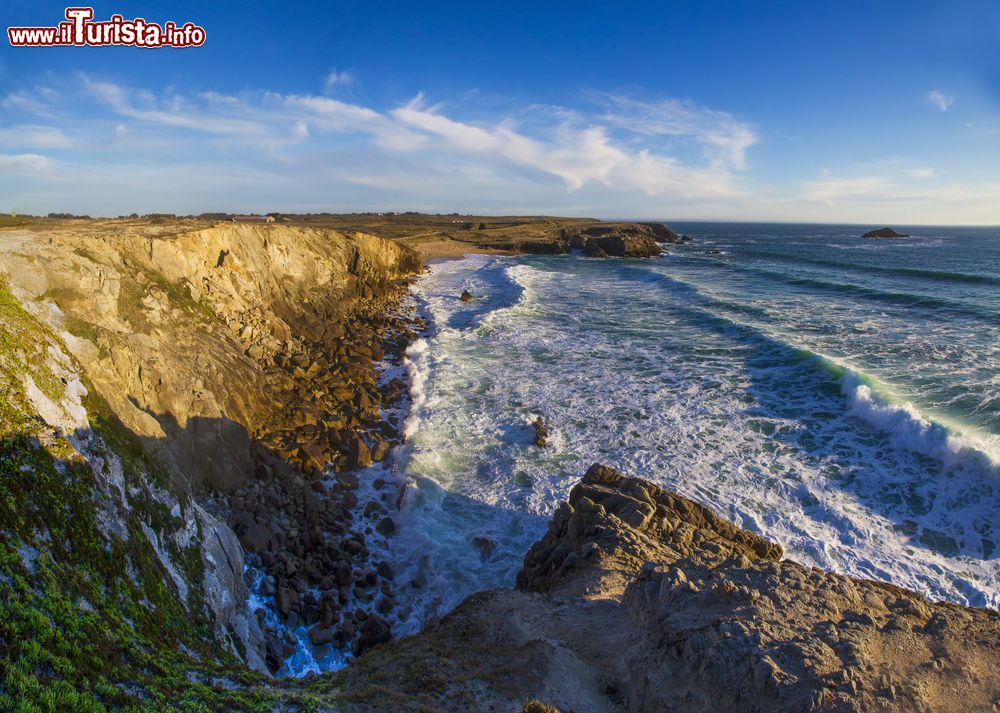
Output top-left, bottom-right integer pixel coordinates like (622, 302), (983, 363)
(327, 464), (1000, 712)
(0, 220), (421, 708)
(510, 222), (688, 257)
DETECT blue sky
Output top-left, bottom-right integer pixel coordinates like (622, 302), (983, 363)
(1, 0), (998, 222)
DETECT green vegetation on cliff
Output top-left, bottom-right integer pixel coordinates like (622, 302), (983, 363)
(0, 281), (321, 711)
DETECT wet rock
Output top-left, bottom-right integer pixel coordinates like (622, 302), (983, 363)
(371, 436), (390, 462)
(275, 587), (295, 616)
(376, 517), (396, 537)
(376, 596), (395, 615)
(532, 416), (548, 447)
(376, 560), (394, 580)
(460, 290), (474, 302)
(308, 625), (335, 646)
(337, 472), (359, 490)
(346, 433), (372, 469)
(472, 536), (497, 562)
(353, 614), (392, 656)
(335, 560), (354, 587)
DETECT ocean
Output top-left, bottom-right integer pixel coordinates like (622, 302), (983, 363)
(280, 222), (1000, 675)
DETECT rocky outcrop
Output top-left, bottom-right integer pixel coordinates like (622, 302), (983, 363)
(0, 220), (422, 687)
(862, 227), (909, 239)
(568, 224), (664, 258)
(327, 464), (1000, 712)
(479, 222), (687, 258)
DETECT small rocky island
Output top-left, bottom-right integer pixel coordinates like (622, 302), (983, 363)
(862, 226), (910, 239)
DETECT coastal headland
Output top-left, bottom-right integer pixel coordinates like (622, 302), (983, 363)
(0, 215), (996, 711)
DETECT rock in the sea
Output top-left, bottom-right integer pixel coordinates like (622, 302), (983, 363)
(376, 516), (396, 537)
(583, 233), (661, 258)
(346, 433), (373, 469)
(862, 226), (909, 238)
(532, 416), (548, 447)
(471, 535), (497, 561)
(460, 290), (474, 302)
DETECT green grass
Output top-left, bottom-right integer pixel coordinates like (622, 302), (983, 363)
(0, 282), (329, 711)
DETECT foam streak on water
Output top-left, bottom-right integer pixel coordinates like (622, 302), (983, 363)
(377, 226), (999, 640)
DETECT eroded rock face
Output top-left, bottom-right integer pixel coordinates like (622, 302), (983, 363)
(570, 224), (664, 258)
(330, 464), (1000, 712)
(0, 220), (422, 676)
(624, 556), (1000, 712)
(513, 222), (687, 258)
(0, 222), (420, 495)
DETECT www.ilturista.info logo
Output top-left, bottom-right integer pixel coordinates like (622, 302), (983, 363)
(8, 7), (206, 48)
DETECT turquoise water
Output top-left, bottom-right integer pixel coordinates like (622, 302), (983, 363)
(381, 223), (999, 635)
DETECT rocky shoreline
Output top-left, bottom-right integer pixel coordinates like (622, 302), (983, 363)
(2, 216), (996, 711)
(328, 464), (1000, 712)
(217, 295), (426, 672)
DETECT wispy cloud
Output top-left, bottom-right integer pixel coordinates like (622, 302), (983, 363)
(2, 74), (999, 223)
(593, 93), (758, 170)
(323, 68), (354, 93)
(799, 176), (891, 203)
(926, 89), (954, 112)
(0, 125), (74, 149)
(9, 75), (754, 202)
(0, 153), (56, 174)
(81, 76), (268, 137)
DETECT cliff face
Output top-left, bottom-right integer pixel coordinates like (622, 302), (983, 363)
(1, 222), (420, 494)
(329, 464), (1000, 713)
(0, 220), (421, 706)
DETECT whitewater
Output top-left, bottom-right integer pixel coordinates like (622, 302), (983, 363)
(279, 223), (1000, 674)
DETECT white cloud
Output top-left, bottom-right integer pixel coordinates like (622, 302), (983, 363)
(53, 77), (753, 200)
(388, 94), (748, 197)
(0, 153), (56, 174)
(81, 76), (267, 137)
(323, 68), (354, 93)
(593, 94), (758, 170)
(0, 125), (74, 149)
(2, 87), (60, 117)
(927, 89), (954, 112)
(799, 176), (890, 203)
(3, 75), (999, 223)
